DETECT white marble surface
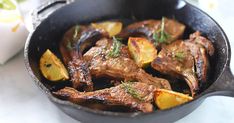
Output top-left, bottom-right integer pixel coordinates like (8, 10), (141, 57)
(0, 0), (234, 123)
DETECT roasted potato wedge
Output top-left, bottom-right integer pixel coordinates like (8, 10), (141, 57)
(128, 37), (157, 67)
(40, 49), (69, 81)
(91, 21), (122, 37)
(164, 17), (186, 43)
(154, 89), (193, 110)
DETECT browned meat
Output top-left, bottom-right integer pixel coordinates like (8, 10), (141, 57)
(83, 38), (130, 61)
(151, 40), (198, 96)
(188, 31), (214, 56)
(117, 20), (161, 40)
(67, 59), (93, 91)
(184, 31), (214, 83)
(184, 42), (209, 83)
(53, 82), (157, 113)
(60, 25), (108, 64)
(83, 38), (171, 90)
(60, 25), (108, 91)
(118, 18), (185, 45)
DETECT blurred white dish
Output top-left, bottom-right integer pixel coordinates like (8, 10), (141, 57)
(0, 0), (28, 64)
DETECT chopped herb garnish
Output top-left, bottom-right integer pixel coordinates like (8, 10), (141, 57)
(44, 63), (52, 68)
(66, 41), (73, 50)
(114, 37), (123, 41)
(121, 82), (144, 101)
(153, 17), (171, 45)
(107, 36), (122, 58)
(0, 0), (16, 10)
(73, 25), (80, 39)
(93, 48), (103, 58)
(174, 51), (185, 61)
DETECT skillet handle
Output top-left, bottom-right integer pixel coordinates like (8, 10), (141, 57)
(205, 67), (234, 97)
(31, 0), (74, 30)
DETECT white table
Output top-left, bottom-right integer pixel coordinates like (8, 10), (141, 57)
(0, 0), (234, 123)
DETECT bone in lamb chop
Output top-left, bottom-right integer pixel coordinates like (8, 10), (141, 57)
(60, 25), (108, 91)
(151, 32), (214, 96)
(83, 38), (171, 90)
(117, 18), (185, 46)
(53, 82), (157, 113)
(151, 40), (198, 96)
(184, 31), (214, 83)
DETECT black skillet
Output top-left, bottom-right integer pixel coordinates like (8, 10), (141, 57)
(24, 0), (234, 122)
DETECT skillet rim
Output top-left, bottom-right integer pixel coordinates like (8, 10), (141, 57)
(24, 0), (231, 117)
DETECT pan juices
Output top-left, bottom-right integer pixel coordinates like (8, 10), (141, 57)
(0, 0), (28, 64)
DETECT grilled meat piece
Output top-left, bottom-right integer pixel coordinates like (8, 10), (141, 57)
(118, 18), (185, 45)
(151, 40), (198, 96)
(184, 42), (209, 83)
(188, 31), (214, 56)
(67, 59), (93, 91)
(53, 82), (157, 113)
(60, 25), (108, 91)
(60, 25), (108, 64)
(83, 38), (171, 90)
(83, 38), (130, 61)
(118, 20), (161, 40)
(184, 31), (214, 83)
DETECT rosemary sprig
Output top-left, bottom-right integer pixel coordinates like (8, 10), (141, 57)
(66, 40), (73, 50)
(73, 25), (80, 39)
(107, 36), (122, 58)
(174, 51), (185, 62)
(44, 63), (52, 68)
(66, 25), (80, 51)
(121, 82), (144, 101)
(153, 17), (171, 45)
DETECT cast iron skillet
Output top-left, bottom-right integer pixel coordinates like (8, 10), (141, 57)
(24, 0), (234, 122)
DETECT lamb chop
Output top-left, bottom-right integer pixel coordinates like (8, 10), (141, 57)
(184, 42), (209, 83)
(117, 18), (185, 46)
(83, 38), (171, 90)
(60, 25), (108, 91)
(151, 32), (214, 96)
(53, 82), (157, 113)
(184, 31), (214, 83)
(151, 40), (198, 96)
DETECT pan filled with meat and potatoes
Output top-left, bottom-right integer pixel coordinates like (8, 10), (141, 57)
(24, 0), (234, 123)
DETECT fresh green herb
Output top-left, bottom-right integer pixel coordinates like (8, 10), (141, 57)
(114, 37), (123, 41)
(153, 17), (171, 45)
(93, 48), (103, 58)
(73, 25), (80, 39)
(66, 41), (73, 50)
(0, 0), (16, 10)
(121, 82), (144, 101)
(174, 51), (185, 61)
(44, 63), (52, 68)
(107, 36), (122, 58)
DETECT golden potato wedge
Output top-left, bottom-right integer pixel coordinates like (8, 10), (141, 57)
(154, 89), (193, 110)
(40, 49), (69, 81)
(128, 37), (157, 67)
(91, 21), (122, 37)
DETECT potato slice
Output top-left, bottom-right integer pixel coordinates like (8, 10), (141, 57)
(154, 89), (193, 110)
(91, 21), (122, 37)
(128, 37), (157, 67)
(40, 49), (69, 81)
